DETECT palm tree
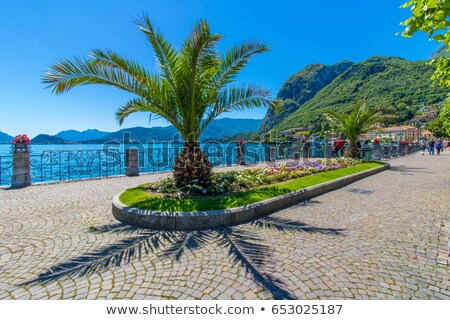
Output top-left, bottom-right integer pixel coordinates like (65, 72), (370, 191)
(324, 99), (389, 158)
(42, 15), (280, 189)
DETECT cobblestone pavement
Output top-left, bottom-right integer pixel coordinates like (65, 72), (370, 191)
(0, 153), (448, 300)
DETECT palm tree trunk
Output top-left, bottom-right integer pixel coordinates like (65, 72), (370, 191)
(345, 142), (360, 158)
(173, 142), (213, 189)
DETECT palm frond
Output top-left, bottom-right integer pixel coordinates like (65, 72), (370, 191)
(217, 85), (271, 109)
(43, 56), (145, 96)
(89, 49), (153, 85)
(115, 98), (155, 125)
(176, 20), (222, 138)
(324, 98), (391, 143)
(215, 41), (270, 88)
(179, 19), (222, 77)
(200, 85), (279, 132)
(115, 97), (182, 132)
(135, 15), (179, 93)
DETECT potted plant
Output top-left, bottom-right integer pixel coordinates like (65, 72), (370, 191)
(11, 134), (31, 151)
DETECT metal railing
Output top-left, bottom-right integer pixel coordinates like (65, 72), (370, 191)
(0, 155), (13, 186)
(0, 142), (421, 186)
(29, 149), (125, 183)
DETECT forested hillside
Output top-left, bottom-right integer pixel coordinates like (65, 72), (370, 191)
(269, 56), (446, 132)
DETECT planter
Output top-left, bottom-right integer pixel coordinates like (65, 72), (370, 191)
(13, 142), (29, 151)
(112, 163), (390, 230)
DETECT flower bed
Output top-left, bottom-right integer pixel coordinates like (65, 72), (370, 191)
(146, 157), (364, 198)
(115, 162), (387, 228)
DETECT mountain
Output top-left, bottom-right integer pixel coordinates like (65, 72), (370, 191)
(18, 118), (261, 145)
(55, 129), (110, 142)
(82, 118), (263, 143)
(259, 60), (353, 132)
(430, 45), (450, 59)
(201, 118), (262, 139)
(99, 126), (178, 143)
(0, 131), (14, 144)
(31, 134), (74, 145)
(269, 56), (447, 133)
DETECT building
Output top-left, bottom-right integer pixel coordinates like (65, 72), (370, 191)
(364, 125), (419, 142)
(410, 109), (439, 126)
(420, 129), (435, 140)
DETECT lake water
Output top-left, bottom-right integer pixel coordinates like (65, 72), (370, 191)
(0, 144), (107, 156)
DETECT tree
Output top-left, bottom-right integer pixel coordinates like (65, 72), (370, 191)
(401, 0), (450, 135)
(324, 99), (389, 158)
(42, 16), (280, 189)
(427, 116), (449, 138)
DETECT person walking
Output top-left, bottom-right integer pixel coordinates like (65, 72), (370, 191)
(419, 139), (426, 154)
(443, 139), (448, 151)
(428, 139), (435, 155)
(435, 139), (442, 156)
(334, 137), (345, 157)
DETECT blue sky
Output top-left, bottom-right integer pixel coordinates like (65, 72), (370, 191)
(0, 0), (439, 138)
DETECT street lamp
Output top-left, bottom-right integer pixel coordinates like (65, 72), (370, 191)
(413, 121), (421, 143)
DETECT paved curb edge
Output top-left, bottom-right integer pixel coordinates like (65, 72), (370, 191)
(112, 163), (390, 230)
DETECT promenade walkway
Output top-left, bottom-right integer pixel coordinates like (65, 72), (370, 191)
(0, 153), (448, 299)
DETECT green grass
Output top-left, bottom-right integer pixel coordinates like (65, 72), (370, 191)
(120, 162), (384, 212)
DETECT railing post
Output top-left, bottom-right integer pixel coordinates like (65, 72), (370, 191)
(12, 149), (31, 187)
(302, 143), (310, 160)
(293, 143), (301, 160)
(325, 141), (333, 158)
(236, 142), (245, 165)
(125, 149), (139, 176)
(399, 145), (405, 156)
(265, 144), (276, 162)
(391, 145), (398, 158)
(372, 144), (381, 160)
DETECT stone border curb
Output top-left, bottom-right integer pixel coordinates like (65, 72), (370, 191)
(112, 163), (390, 230)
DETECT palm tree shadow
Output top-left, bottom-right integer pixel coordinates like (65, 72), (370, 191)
(88, 222), (139, 234)
(250, 216), (344, 235)
(20, 216), (344, 300)
(20, 230), (175, 286)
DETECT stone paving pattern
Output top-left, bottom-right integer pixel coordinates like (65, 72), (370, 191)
(0, 152), (449, 299)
